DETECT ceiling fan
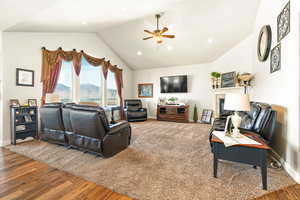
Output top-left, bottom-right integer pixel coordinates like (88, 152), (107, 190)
(143, 13), (175, 44)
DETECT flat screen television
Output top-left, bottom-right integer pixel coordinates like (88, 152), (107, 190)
(160, 75), (188, 93)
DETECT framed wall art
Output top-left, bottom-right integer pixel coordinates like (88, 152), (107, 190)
(16, 68), (34, 87)
(270, 43), (281, 73)
(221, 72), (236, 88)
(138, 83), (153, 98)
(277, 1), (290, 42)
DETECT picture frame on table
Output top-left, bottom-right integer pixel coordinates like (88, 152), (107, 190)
(138, 83), (153, 98)
(24, 115), (32, 123)
(9, 99), (20, 107)
(221, 72), (236, 88)
(16, 68), (34, 87)
(28, 99), (37, 107)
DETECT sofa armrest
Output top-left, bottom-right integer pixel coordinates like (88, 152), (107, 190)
(108, 121), (130, 135)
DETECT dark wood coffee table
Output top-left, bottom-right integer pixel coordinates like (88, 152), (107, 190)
(211, 132), (271, 190)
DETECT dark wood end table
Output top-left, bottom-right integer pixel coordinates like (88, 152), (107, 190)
(211, 132), (271, 190)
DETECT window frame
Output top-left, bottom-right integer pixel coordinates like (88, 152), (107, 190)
(57, 61), (116, 107)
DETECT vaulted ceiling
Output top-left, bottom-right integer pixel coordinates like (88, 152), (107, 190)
(2, 0), (260, 69)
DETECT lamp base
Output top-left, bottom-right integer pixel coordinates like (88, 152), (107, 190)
(231, 111), (242, 137)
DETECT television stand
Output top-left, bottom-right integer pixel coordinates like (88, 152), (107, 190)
(157, 105), (189, 123)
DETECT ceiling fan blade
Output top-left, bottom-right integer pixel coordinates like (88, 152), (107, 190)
(160, 27), (168, 34)
(144, 30), (155, 35)
(143, 36), (153, 40)
(162, 35), (175, 38)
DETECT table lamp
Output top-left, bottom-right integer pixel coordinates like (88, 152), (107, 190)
(224, 93), (250, 137)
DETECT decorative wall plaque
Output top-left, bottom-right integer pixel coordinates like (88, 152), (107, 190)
(277, 2), (290, 42)
(270, 43), (281, 73)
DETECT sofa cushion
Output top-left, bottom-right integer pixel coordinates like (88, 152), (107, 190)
(40, 103), (64, 131)
(239, 103), (261, 130)
(252, 103), (272, 133)
(127, 111), (147, 118)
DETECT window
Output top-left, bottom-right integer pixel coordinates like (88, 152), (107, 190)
(53, 61), (73, 103)
(106, 70), (119, 106)
(79, 58), (102, 104)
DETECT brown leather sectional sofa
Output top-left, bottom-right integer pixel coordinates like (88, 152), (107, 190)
(40, 103), (131, 158)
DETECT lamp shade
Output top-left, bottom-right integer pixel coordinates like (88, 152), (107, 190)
(224, 93), (250, 111)
(45, 93), (61, 103)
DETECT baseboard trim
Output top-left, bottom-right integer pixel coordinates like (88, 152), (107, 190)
(269, 149), (300, 183)
(0, 139), (10, 147)
(282, 161), (300, 183)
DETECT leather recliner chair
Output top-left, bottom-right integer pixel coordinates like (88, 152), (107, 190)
(124, 99), (147, 122)
(209, 102), (277, 146)
(40, 103), (67, 145)
(68, 105), (131, 157)
(40, 103), (131, 158)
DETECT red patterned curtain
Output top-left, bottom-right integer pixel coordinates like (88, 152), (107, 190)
(41, 59), (62, 104)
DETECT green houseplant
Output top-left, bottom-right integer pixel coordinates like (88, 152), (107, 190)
(168, 97), (178, 105)
(211, 72), (221, 89)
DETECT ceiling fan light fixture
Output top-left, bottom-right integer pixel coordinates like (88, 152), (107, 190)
(155, 36), (163, 43)
(143, 13), (175, 44)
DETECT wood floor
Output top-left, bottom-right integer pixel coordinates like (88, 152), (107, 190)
(0, 148), (132, 200)
(1, 147), (299, 200)
(254, 184), (300, 200)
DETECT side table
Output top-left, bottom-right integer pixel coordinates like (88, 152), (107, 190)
(211, 132), (271, 190)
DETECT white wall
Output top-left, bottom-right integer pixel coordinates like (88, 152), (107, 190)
(133, 63), (213, 120)
(0, 32), (4, 146)
(1, 32), (133, 146)
(211, 35), (254, 73)
(132, 35), (254, 121)
(251, 0), (300, 181)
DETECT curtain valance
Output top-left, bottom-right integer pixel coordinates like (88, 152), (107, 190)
(41, 47), (125, 119)
(41, 47), (123, 82)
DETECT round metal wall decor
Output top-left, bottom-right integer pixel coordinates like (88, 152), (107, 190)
(257, 25), (272, 62)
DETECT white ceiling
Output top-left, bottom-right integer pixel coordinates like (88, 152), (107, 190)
(2, 0), (260, 69)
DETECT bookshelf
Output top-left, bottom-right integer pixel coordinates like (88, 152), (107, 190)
(10, 106), (38, 145)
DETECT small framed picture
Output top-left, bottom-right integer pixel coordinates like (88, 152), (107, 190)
(221, 72), (236, 88)
(138, 83), (153, 98)
(24, 115), (32, 123)
(28, 99), (37, 107)
(16, 68), (34, 87)
(9, 99), (20, 107)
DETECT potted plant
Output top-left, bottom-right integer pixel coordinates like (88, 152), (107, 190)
(211, 72), (221, 89)
(168, 97), (178, 105)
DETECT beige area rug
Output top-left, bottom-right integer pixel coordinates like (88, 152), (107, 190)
(6, 120), (295, 200)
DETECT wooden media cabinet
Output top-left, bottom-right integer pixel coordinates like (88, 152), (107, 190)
(157, 105), (189, 123)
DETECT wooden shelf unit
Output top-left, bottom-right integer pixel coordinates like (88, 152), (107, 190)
(157, 105), (189, 123)
(10, 106), (38, 145)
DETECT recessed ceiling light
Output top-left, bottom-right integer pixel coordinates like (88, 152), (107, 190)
(81, 21), (87, 25)
(208, 38), (214, 44)
(121, 7), (127, 12)
(167, 46), (173, 51)
(137, 51), (142, 56)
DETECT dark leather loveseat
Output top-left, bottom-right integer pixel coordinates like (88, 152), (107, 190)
(40, 103), (131, 158)
(124, 99), (147, 122)
(209, 102), (277, 146)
